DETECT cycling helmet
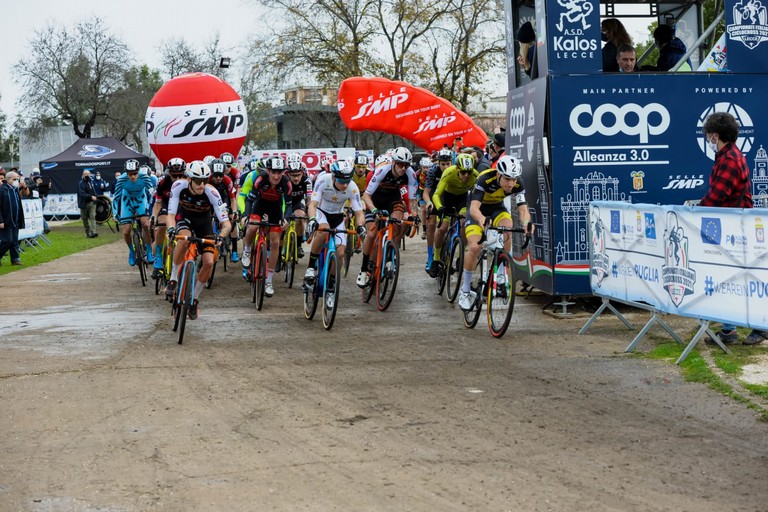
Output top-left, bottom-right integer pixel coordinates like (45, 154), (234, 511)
(168, 157), (186, 174)
(391, 147), (412, 164)
(264, 156), (286, 172)
(287, 152), (302, 164)
(456, 153), (475, 172)
(375, 154), (392, 167)
(203, 155), (215, 166)
(220, 152), (235, 165)
(321, 155), (336, 172)
(419, 157), (432, 168)
(287, 161), (304, 172)
(354, 154), (369, 167)
(138, 164), (152, 175)
(210, 158), (226, 175)
(331, 161), (354, 180)
(186, 160), (211, 179)
(496, 155), (523, 179)
(437, 148), (453, 162)
(124, 159), (140, 172)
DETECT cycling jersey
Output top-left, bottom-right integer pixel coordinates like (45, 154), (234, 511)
(209, 175), (237, 202)
(364, 164), (418, 205)
(238, 171), (293, 217)
(433, 166), (478, 210)
(425, 163), (447, 191)
(311, 175), (364, 215)
(113, 170), (154, 223)
(154, 173), (174, 205)
(352, 170), (371, 193)
(289, 173), (312, 208)
(168, 180), (229, 223)
(470, 168), (527, 206)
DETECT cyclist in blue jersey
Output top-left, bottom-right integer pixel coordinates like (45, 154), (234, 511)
(113, 159), (155, 266)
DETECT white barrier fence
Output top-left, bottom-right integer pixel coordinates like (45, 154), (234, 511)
(582, 201), (768, 363)
(20, 199), (45, 240)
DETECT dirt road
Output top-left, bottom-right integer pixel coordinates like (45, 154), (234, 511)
(1, 236), (766, 511)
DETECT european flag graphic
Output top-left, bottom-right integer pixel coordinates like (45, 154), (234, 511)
(610, 210), (621, 233)
(700, 217), (721, 245)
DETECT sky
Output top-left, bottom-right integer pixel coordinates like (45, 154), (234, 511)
(0, 0), (266, 120)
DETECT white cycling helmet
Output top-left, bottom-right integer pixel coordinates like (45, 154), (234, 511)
(186, 160), (211, 179)
(287, 152), (302, 164)
(419, 157), (432, 168)
(496, 155), (522, 179)
(392, 147), (412, 164)
(203, 155), (215, 166)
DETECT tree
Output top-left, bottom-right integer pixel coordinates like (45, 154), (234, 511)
(103, 65), (164, 152)
(0, 99), (20, 164)
(159, 34), (231, 79)
(13, 17), (132, 139)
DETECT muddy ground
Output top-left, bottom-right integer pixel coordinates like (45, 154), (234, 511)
(1, 232), (766, 512)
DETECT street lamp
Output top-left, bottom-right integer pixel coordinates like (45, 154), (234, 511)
(219, 57), (231, 69)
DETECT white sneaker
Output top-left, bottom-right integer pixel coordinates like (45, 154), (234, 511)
(304, 267), (317, 280)
(241, 247), (252, 267)
(356, 270), (370, 288)
(458, 291), (476, 311)
(325, 292), (335, 309)
(264, 282), (274, 297)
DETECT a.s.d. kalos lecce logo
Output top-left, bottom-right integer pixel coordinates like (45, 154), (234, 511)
(556, 0), (594, 32)
(728, 0), (768, 49)
(78, 145), (115, 159)
(697, 102), (755, 159)
(570, 103), (671, 143)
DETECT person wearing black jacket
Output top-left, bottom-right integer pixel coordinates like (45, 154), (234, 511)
(77, 170), (99, 238)
(0, 171), (26, 265)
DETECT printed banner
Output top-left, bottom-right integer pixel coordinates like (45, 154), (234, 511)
(725, 0), (768, 72)
(19, 199), (45, 240)
(590, 201), (768, 330)
(544, 0), (601, 75)
(248, 148), (357, 178)
(44, 194), (80, 217)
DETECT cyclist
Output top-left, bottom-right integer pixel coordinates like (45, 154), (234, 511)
(113, 158), (155, 266)
(150, 157), (186, 277)
(286, 158), (312, 258)
(423, 147), (454, 272)
(209, 159), (239, 257)
(164, 161), (231, 319)
(220, 152), (240, 185)
(457, 155), (534, 311)
(415, 157), (432, 239)
(304, 161), (366, 291)
(313, 155), (337, 185)
(238, 155), (293, 298)
(427, 152), (478, 277)
(352, 154), (372, 192)
(356, 146), (418, 288)
(219, 152), (241, 262)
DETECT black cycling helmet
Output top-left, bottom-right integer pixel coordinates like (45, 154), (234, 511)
(124, 159), (140, 172)
(264, 156), (286, 172)
(210, 158), (226, 175)
(220, 152), (235, 165)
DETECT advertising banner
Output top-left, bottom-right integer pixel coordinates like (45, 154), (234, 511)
(43, 194), (80, 217)
(591, 201), (768, 330)
(19, 199), (45, 240)
(249, 148), (357, 178)
(549, 73), (768, 295)
(506, 78), (553, 293)
(543, 0), (601, 75)
(725, 0), (768, 73)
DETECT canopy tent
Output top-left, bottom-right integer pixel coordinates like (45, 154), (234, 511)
(39, 137), (152, 194)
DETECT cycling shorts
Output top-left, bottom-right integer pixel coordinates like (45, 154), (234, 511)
(248, 202), (283, 233)
(464, 203), (511, 239)
(316, 209), (347, 247)
(175, 215), (217, 255)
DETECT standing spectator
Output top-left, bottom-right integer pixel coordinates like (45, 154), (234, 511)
(699, 112), (766, 345)
(488, 132), (506, 168)
(28, 170), (51, 234)
(9, 168), (31, 198)
(602, 18), (633, 72)
(77, 170), (99, 238)
(0, 171), (26, 266)
(109, 171), (122, 195)
(653, 24), (692, 71)
(92, 172), (109, 195)
(516, 22), (537, 78)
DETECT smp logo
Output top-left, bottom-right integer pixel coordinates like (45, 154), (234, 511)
(697, 103), (755, 159)
(78, 145), (115, 159)
(350, 91), (409, 120)
(662, 174), (705, 190)
(569, 103), (671, 143)
(508, 106), (526, 142)
(413, 113), (457, 135)
(728, 0), (768, 49)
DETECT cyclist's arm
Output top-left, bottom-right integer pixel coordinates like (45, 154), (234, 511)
(206, 185), (231, 238)
(307, 176), (325, 220)
(166, 182), (183, 231)
(432, 169), (453, 211)
(237, 173), (255, 214)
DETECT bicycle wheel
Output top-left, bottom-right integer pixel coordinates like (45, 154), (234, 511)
(446, 236), (465, 303)
(435, 241), (450, 296)
(222, 238), (230, 272)
(177, 261), (195, 344)
(343, 232), (355, 277)
(376, 240), (399, 311)
(463, 258), (483, 329)
(156, 240), (170, 295)
(286, 230), (297, 288)
(255, 244), (267, 311)
(133, 228), (147, 287)
(487, 252), (516, 338)
(322, 251), (340, 330)
(304, 263), (319, 320)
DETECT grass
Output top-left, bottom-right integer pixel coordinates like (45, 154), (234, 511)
(0, 221), (121, 275)
(635, 331), (768, 421)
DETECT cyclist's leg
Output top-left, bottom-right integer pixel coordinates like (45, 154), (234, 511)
(138, 214), (154, 262)
(153, 211), (168, 270)
(294, 204), (306, 257)
(267, 223), (282, 289)
(306, 211), (331, 278)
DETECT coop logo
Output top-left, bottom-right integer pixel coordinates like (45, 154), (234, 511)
(569, 103), (671, 143)
(662, 174), (706, 190)
(662, 212), (696, 307)
(697, 103), (755, 159)
(727, 0), (768, 49)
(349, 91), (409, 120)
(77, 145), (115, 159)
(509, 106), (526, 142)
(413, 113), (457, 135)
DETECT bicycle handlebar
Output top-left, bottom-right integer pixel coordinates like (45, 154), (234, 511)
(173, 235), (221, 246)
(486, 222), (533, 250)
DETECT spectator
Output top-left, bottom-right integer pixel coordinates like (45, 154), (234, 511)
(0, 171), (26, 266)
(28, 170), (51, 234)
(699, 112), (766, 345)
(517, 22), (537, 78)
(653, 24), (692, 71)
(616, 44), (638, 73)
(77, 170), (99, 238)
(602, 18), (633, 72)
(9, 168), (31, 198)
(92, 172), (109, 195)
(109, 171), (122, 195)
(488, 132), (506, 168)
(465, 146), (491, 172)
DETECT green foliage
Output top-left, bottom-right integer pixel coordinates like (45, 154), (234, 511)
(104, 65), (164, 152)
